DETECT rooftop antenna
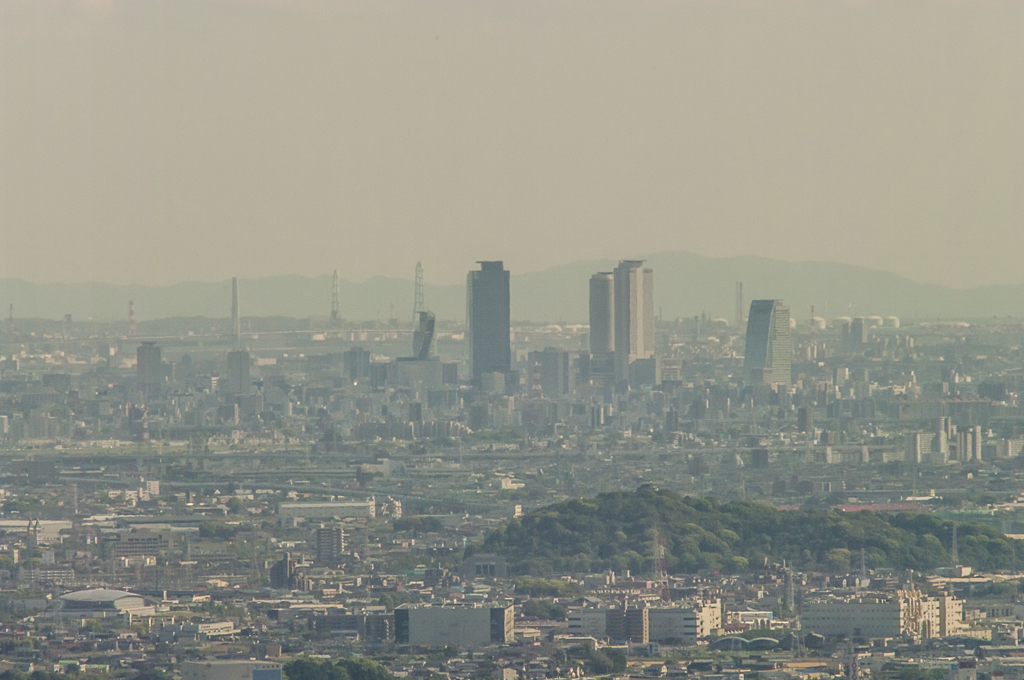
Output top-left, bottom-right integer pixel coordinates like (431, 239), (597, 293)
(413, 262), (425, 325)
(331, 270), (341, 324)
(651, 530), (669, 600)
(735, 282), (744, 328)
(231, 277), (241, 348)
(128, 300), (136, 337)
(788, 568), (796, 615)
(55, 596), (65, 637)
(847, 629), (858, 680)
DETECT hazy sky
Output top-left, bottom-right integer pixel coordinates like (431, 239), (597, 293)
(2, 0), (1022, 287)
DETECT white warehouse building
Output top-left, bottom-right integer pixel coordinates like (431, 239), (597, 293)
(279, 499), (375, 521)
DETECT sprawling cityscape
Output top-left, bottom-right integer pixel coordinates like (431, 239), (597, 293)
(2, 259), (1024, 680)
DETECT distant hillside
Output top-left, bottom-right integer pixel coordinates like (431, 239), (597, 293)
(476, 488), (1016, 576)
(4, 251), (1024, 322)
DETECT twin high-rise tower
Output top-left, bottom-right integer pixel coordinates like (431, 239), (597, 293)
(590, 260), (656, 385)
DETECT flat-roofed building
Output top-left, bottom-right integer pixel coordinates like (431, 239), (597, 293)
(606, 604), (648, 644)
(182, 661), (282, 680)
(649, 599), (722, 645)
(395, 603), (514, 647)
(802, 590), (955, 641)
(568, 608), (607, 637)
(100, 527), (187, 558)
(279, 499), (375, 520)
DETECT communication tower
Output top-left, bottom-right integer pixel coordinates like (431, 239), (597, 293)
(847, 635), (858, 680)
(128, 300), (136, 337)
(735, 282), (744, 328)
(231, 277), (240, 348)
(788, 567), (796, 613)
(651, 530), (669, 599)
(331, 270), (341, 323)
(413, 262), (425, 324)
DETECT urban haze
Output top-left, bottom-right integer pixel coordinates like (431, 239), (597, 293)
(2, 3), (1024, 680)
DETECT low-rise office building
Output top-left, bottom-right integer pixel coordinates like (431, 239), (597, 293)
(182, 661), (282, 680)
(395, 603), (514, 647)
(279, 500), (376, 521)
(649, 599), (722, 645)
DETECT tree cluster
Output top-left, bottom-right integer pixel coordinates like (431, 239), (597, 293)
(477, 488), (1018, 575)
(284, 657), (392, 680)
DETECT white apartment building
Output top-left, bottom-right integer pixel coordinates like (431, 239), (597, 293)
(568, 599), (722, 645)
(649, 599), (722, 645)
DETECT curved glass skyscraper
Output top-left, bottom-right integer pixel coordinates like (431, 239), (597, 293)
(743, 299), (791, 385)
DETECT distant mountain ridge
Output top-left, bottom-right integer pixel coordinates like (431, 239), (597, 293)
(3, 252), (1023, 323)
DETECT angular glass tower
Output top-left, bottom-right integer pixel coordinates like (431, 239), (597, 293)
(743, 299), (791, 385)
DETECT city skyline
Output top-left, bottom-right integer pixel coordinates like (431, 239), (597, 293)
(4, 0), (1024, 671)
(11, 249), (1024, 324)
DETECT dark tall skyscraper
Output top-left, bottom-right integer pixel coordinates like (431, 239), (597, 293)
(466, 261), (511, 384)
(315, 525), (345, 566)
(344, 347), (372, 381)
(225, 350), (251, 395)
(849, 316), (868, 346)
(743, 299), (791, 385)
(589, 272), (614, 354)
(137, 341), (162, 401)
(527, 347), (574, 398)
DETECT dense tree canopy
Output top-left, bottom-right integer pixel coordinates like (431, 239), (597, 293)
(284, 658), (392, 680)
(475, 488), (1018, 576)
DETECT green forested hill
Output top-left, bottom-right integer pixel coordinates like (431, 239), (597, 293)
(477, 488), (1017, 576)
